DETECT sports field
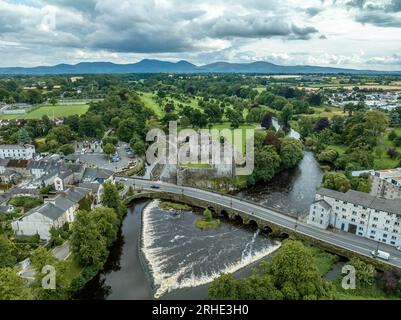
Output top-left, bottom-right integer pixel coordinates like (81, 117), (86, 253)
(0, 103), (90, 120)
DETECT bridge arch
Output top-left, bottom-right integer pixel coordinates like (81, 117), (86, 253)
(262, 225), (273, 235)
(248, 219), (258, 230)
(219, 209), (229, 219)
(232, 214), (243, 225)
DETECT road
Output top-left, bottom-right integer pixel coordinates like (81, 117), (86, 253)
(117, 177), (401, 269)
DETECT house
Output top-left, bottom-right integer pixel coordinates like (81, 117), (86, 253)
(308, 188), (401, 247)
(82, 167), (114, 184)
(11, 187), (92, 241)
(0, 144), (35, 160)
(0, 159), (9, 173)
(370, 168), (401, 200)
(6, 159), (30, 176)
(77, 182), (102, 205)
(54, 170), (74, 191)
(27, 160), (85, 188)
(0, 168), (22, 184)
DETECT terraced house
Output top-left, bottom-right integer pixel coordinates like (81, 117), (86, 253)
(308, 188), (401, 247)
(11, 187), (92, 241)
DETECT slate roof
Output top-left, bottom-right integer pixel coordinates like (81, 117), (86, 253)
(23, 187), (91, 221)
(317, 188), (401, 215)
(82, 168), (113, 182)
(78, 182), (100, 193)
(314, 199), (332, 211)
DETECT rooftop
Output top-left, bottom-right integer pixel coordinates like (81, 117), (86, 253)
(317, 188), (401, 215)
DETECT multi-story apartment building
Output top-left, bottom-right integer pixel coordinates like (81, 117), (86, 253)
(308, 188), (401, 247)
(0, 144), (35, 160)
(370, 168), (401, 200)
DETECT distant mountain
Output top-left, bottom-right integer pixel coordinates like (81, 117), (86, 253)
(0, 59), (400, 75)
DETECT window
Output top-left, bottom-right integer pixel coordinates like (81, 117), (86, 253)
(383, 234), (388, 238)
(336, 206), (339, 210)
(370, 235), (375, 239)
(372, 224), (377, 228)
(342, 208), (346, 212)
(386, 220), (390, 224)
(342, 215), (347, 219)
(358, 232), (363, 236)
(351, 218), (356, 222)
(361, 214), (366, 218)
(391, 241), (396, 245)
(352, 211), (357, 215)
(371, 230), (376, 235)
(392, 236), (397, 240)
(373, 217), (378, 221)
(359, 227), (364, 231)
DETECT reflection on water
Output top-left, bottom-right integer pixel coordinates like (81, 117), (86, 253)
(237, 151), (323, 217)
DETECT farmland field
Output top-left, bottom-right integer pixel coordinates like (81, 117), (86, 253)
(0, 104), (90, 120)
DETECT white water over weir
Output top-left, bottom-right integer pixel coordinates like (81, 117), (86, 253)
(141, 200), (281, 298)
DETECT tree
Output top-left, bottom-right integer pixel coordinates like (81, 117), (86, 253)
(279, 137), (304, 170)
(308, 93), (323, 106)
(280, 103), (293, 125)
(261, 112), (273, 129)
(267, 240), (336, 299)
(91, 207), (119, 246)
(388, 130), (398, 141)
(59, 144), (75, 156)
(251, 145), (281, 184)
(203, 209), (213, 221)
(349, 257), (376, 288)
(363, 110), (388, 139)
(101, 180), (124, 218)
(103, 143), (116, 159)
(130, 135), (146, 157)
(226, 108), (243, 129)
(208, 273), (241, 300)
(321, 172), (351, 193)
(127, 185), (134, 197)
(0, 268), (33, 300)
(265, 131), (282, 151)
(0, 235), (17, 268)
(314, 117), (330, 133)
(47, 125), (75, 145)
(317, 148), (339, 164)
(70, 210), (108, 269)
(17, 128), (32, 144)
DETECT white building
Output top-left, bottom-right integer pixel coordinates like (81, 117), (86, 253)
(11, 187), (92, 241)
(370, 168), (401, 200)
(0, 144), (35, 160)
(308, 188), (401, 247)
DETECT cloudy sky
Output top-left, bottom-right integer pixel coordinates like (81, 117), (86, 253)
(0, 0), (401, 70)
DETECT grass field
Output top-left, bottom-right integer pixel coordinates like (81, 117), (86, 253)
(0, 104), (90, 120)
(139, 92), (164, 117)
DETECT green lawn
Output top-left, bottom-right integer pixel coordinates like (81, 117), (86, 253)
(139, 92), (164, 117)
(64, 254), (83, 285)
(0, 104), (89, 120)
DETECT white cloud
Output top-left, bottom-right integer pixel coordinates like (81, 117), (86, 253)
(0, 0), (399, 70)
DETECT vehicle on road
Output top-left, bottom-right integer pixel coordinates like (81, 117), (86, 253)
(371, 250), (390, 261)
(150, 185), (160, 189)
(397, 246), (401, 252)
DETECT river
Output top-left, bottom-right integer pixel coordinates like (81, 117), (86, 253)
(77, 121), (324, 300)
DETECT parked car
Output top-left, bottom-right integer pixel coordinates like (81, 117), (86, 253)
(150, 185), (160, 189)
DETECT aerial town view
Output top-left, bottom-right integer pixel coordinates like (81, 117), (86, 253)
(0, 0), (401, 314)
